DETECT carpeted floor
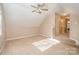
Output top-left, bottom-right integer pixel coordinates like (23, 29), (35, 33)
(1, 35), (79, 55)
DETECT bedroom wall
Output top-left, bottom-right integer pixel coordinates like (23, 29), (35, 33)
(39, 4), (57, 38)
(3, 3), (48, 40)
(39, 13), (54, 37)
(0, 4), (6, 52)
(70, 12), (79, 45)
(3, 3), (58, 40)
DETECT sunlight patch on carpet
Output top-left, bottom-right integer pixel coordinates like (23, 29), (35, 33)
(32, 38), (60, 52)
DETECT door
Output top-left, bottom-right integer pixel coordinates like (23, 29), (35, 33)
(0, 4), (6, 53)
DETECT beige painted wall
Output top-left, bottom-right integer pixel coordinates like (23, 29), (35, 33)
(0, 4), (6, 52)
(2, 4), (44, 40)
(39, 4), (58, 38)
(70, 12), (79, 45)
(39, 13), (55, 38)
(7, 26), (40, 40)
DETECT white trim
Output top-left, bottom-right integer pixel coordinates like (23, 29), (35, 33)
(7, 34), (39, 40)
(39, 34), (51, 38)
(7, 33), (51, 41)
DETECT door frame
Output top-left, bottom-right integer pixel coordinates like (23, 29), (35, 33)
(55, 12), (70, 37)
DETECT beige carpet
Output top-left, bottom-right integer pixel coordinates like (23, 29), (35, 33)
(1, 35), (79, 55)
(32, 38), (60, 52)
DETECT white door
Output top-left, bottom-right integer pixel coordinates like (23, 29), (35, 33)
(0, 4), (6, 53)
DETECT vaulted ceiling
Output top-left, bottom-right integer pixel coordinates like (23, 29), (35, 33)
(3, 3), (57, 27)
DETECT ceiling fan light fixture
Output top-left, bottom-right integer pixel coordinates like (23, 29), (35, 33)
(31, 3), (48, 14)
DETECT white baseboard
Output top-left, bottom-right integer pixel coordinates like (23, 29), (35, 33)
(39, 34), (51, 38)
(7, 33), (51, 41)
(7, 34), (39, 40)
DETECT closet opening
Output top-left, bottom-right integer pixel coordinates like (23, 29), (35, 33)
(53, 12), (70, 39)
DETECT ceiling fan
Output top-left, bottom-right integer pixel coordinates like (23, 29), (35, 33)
(31, 3), (48, 14)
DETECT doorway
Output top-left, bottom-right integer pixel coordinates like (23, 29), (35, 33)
(54, 12), (70, 38)
(59, 15), (70, 35)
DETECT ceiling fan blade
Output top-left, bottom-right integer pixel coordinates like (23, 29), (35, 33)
(34, 10), (41, 14)
(31, 5), (37, 8)
(41, 9), (48, 11)
(38, 10), (42, 14)
(32, 10), (36, 12)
